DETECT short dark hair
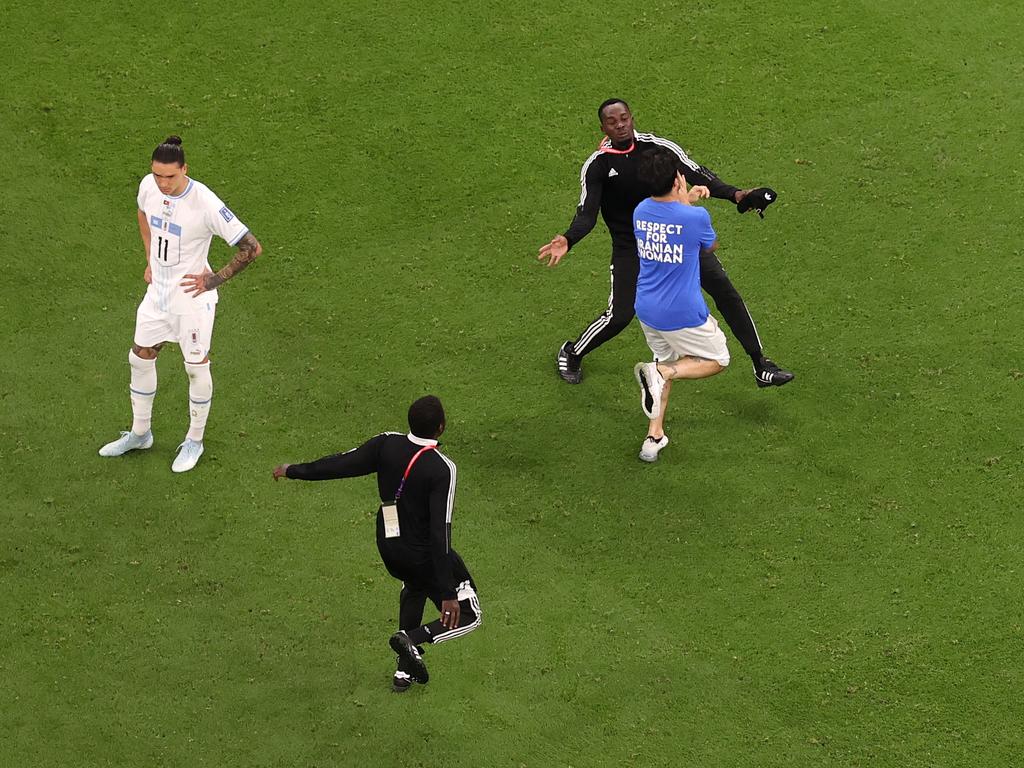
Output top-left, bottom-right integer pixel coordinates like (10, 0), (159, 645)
(598, 98), (630, 121)
(636, 147), (680, 196)
(152, 135), (185, 166)
(408, 395), (445, 438)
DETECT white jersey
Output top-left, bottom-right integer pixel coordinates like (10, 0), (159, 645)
(137, 174), (249, 314)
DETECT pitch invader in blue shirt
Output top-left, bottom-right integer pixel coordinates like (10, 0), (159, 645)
(631, 148), (730, 462)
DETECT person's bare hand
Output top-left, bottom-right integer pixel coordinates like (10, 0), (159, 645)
(144, 264), (152, 284)
(688, 185), (711, 203)
(272, 464), (291, 481)
(440, 599), (460, 630)
(538, 235), (569, 268)
(181, 269), (217, 296)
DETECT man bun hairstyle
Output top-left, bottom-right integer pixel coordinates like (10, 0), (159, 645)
(637, 147), (681, 197)
(408, 395), (446, 439)
(598, 98), (630, 121)
(152, 135), (185, 166)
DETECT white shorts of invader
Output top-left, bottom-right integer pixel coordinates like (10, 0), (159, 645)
(640, 315), (731, 367)
(133, 292), (217, 364)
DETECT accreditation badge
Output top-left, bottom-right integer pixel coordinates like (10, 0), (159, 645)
(381, 501), (401, 539)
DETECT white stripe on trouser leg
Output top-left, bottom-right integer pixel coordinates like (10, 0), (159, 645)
(184, 361), (212, 442)
(128, 350), (157, 435)
(431, 582), (482, 645)
(709, 254), (763, 357)
(575, 263), (616, 354)
(575, 315), (611, 355)
(747, 306), (763, 353)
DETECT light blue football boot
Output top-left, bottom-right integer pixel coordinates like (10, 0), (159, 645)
(98, 430), (154, 457)
(171, 439), (205, 473)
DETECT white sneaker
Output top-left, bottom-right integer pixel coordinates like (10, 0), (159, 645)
(171, 439), (204, 473)
(639, 435), (669, 463)
(98, 430), (153, 457)
(634, 362), (665, 419)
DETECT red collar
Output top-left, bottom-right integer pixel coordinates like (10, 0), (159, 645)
(599, 138), (635, 155)
(598, 141), (630, 154)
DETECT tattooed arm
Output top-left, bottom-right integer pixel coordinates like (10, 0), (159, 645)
(181, 233), (263, 296)
(205, 232), (262, 290)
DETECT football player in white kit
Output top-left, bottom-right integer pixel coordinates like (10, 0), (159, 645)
(99, 136), (263, 472)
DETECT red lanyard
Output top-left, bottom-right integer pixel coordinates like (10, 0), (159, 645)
(394, 446), (435, 500)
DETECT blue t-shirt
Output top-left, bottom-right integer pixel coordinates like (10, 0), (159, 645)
(633, 198), (717, 331)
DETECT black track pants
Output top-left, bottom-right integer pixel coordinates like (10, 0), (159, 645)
(572, 249), (764, 362)
(397, 550), (481, 646)
(699, 252), (763, 361)
(572, 247), (639, 357)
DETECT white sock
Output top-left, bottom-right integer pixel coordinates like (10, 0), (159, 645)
(129, 350), (157, 435)
(185, 361), (213, 442)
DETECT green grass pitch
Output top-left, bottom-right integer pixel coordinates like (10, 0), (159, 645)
(2, 1), (1023, 766)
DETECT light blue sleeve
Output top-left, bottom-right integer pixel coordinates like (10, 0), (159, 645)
(700, 208), (717, 249)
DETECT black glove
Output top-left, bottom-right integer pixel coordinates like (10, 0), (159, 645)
(736, 187), (777, 218)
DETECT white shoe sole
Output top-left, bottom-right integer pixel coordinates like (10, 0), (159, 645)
(634, 363), (663, 419)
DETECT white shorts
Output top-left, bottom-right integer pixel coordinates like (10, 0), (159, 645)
(133, 292), (216, 363)
(640, 316), (730, 367)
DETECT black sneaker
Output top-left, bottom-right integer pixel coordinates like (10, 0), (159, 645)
(389, 632), (429, 684)
(391, 645), (427, 692)
(392, 671), (413, 692)
(556, 341), (582, 384)
(754, 358), (795, 388)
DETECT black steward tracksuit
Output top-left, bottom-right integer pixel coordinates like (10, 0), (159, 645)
(564, 131), (764, 362)
(285, 432), (480, 644)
